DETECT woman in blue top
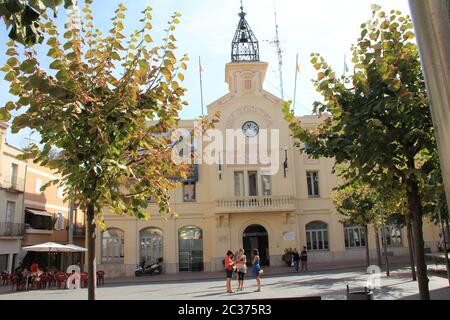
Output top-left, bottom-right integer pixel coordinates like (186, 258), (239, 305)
(252, 249), (261, 292)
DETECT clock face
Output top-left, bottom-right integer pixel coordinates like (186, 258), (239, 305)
(242, 121), (259, 137)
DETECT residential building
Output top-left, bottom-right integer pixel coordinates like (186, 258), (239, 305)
(0, 122), (85, 272)
(0, 122), (26, 272)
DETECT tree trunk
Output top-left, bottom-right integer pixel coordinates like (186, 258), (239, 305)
(445, 218), (450, 242)
(405, 214), (417, 281)
(375, 226), (382, 267)
(406, 177), (430, 300)
(381, 219), (390, 277)
(365, 225), (370, 267)
(87, 202), (97, 300)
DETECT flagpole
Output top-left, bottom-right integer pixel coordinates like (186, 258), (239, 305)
(343, 54), (346, 76)
(199, 56), (204, 117)
(293, 53), (299, 113)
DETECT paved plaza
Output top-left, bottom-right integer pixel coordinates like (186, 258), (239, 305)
(0, 266), (449, 300)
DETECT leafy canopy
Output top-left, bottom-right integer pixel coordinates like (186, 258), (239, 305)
(283, 5), (435, 190)
(0, 0), (87, 45)
(1, 2), (191, 224)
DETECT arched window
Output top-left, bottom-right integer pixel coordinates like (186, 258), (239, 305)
(139, 228), (163, 264)
(344, 224), (366, 248)
(306, 221), (329, 251)
(101, 228), (124, 264)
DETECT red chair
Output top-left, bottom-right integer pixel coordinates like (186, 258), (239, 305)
(56, 274), (67, 289)
(80, 272), (88, 288)
(96, 271), (105, 286)
(45, 273), (55, 288)
(33, 275), (47, 289)
(1, 272), (9, 286)
(10, 274), (26, 291)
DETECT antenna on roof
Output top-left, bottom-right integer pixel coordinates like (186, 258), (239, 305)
(268, 1), (284, 101)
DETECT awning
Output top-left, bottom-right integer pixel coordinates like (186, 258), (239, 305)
(25, 208), (53, 217)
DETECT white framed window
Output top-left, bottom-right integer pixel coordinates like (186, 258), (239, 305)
(234, 171), (244, 197)
(248, 171), (258, 196)
(54, 212), (65, 230)
(57, 187), (64, 199)
(140, 228), (163, 264)
(261, 175), (272, 196)
(306, 171), (320, 197)
(382, 225), (403, 247)
(344, 225), (367, 248)
(101, 228), (125, 263)
(306, 221), (329, 251)
(183, 182), (196, 202)
(35, 178), (43, 193)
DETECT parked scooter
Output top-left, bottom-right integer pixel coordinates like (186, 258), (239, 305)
(135, 257), (163, 276)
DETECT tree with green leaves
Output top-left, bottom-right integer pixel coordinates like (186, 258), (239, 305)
(0, 0), (84, 45)
(333, 181), (377, 267)
(284, 6), (436, 299)
(0, 2), (190, 300)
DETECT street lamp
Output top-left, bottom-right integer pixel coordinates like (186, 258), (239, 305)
(218, 152), (222, 180)
(283, 146), (288, 178)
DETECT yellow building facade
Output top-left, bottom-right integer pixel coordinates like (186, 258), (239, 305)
(98, 8), (440, 277)
(0, 122), (26, 272)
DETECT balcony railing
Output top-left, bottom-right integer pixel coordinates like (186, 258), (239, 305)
(215, 195), (295, 213)
(0, 223), (25, 237)
(2, 176), (25, 192)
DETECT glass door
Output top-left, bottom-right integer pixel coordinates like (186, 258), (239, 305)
(179, 226), (203, 272)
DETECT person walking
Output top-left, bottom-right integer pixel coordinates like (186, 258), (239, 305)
(300, 246), (308, 272)
(292, 249), (300, 272)
(252, 249), (262, 292)
(235, 248), (247, 291)
(224, 250), (235, 293)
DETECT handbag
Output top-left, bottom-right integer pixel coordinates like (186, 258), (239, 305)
(258, 269), (264, 276)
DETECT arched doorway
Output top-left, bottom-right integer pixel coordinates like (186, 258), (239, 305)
(139, 228), (163, 265)
(242, 224), (269, 266)
(178, 226), (203, 272)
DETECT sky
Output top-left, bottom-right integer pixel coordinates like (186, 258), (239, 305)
(0, 0), (412, 149)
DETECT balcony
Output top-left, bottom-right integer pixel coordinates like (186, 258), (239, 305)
(0, 223), (25, 237)
(215, 195), (295, 213)
(1, 176), (25, 193)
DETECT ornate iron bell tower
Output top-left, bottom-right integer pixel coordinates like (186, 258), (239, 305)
(231, 2), (260, 62)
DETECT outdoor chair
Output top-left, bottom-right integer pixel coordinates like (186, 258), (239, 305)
(96, 270), (105, 286)
(56, 274), (67, 289)
(33, 275), (46, 289)
(45, 273), (55, 288)
(10, 274), (26, 291)
(1, 272), (9, 286)
(80, 272), (88, 288)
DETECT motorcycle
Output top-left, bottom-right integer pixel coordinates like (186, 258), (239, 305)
(135, 257), (163, 277)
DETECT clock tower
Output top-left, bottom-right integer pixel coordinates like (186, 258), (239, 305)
(225, 3), (269, 98)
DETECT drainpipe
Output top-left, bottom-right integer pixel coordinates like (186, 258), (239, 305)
(19, 160), (28, 270)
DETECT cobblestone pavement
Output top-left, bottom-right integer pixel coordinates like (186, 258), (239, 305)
(0, 266), (449, 300)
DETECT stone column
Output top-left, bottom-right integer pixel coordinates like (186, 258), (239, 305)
(409, 0), (450, 207)
(7, 253), (14, 273)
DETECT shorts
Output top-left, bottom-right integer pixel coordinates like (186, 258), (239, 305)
(226, 269), (234, 278)
(237, 272), (246, 281)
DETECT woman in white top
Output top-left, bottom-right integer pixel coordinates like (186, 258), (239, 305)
(235, 248), (247, 291)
